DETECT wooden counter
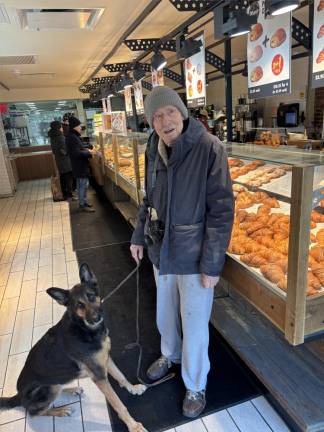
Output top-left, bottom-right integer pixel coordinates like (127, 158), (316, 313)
(10, 150), (56, 181)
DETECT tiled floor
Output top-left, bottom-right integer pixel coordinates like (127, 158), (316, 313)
(0, 180), (291, 432)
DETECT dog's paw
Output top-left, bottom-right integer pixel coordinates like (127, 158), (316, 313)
(128, 384), (147, 395)
(129, 421), (148, 432)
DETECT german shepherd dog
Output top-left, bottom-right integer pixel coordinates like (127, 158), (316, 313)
(0, 263), (147, 432)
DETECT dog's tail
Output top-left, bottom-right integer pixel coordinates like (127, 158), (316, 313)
(0, 394), (21, 410)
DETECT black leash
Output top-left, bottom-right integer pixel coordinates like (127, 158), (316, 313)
(101, 262), (175, 388)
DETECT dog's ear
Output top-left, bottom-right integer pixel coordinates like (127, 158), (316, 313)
(47, 288), (70, 306)
(79, 263), (98, 287)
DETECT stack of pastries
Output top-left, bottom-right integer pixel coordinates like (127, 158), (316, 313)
(228, 189), (324, 296)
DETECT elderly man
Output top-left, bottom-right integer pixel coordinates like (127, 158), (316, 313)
(130, 86), (234, 418)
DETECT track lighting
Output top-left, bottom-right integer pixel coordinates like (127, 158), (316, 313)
(120, 73), (133, 89)
(214, 1), (257, 39)
(176, 34), (202, 60)
(133, 63), (146, 81)
(265, 0), (299, 16)
(151, 50), (167, 71)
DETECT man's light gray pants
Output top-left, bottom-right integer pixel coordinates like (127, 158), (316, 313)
(153, 267), (214, 392)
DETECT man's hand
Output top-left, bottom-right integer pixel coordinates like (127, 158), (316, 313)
(130, 244), (144, 264)
(201, 274), (219, 288)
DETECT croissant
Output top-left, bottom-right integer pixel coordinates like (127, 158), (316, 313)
(310, 246), (324, 262)
(260, 263), (285, 284)
(307, 286), (319, 296)
(256, 236), (274, 248)
(250, 228), (274, 238)
(235, 210), (248, 223)
(308, 271), (322, 290)
(310, 233), (316, 243)
(274, 242), (289, 255)
(246, 222), (266, 235)
(229, 159), (244, 167)
(257, 206), (271, 217)
(244, 241), (266, 253)
(274, 231), (289, 241)
(311, 211), (324, 223)
(260, 250), (285, 263)
(228, 242), (246, 255)
(309, 255), (318, 268)
(311, 263), (324, 285)
(245, 213), (258, 222)
(278, 276), (287, 291)
(268, 213), (286, 225)
(310, 221), (317, 229)
(253, 192), (269, 203)
(262, 197), (280, 208)
(316, 229), (324, 245)
(276, 258), (288, 274)
(240, 253), (267, 268)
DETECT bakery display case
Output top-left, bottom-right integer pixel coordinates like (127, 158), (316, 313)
(96, 131), (147, 204)
(223, 143), (324, 345)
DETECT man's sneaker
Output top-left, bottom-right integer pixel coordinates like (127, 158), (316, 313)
(182, 390), (206, 418)
(147, 355), (172, 381)
(80, 206), (95, 213)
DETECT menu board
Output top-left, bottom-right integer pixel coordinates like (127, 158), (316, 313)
(124, 87), (133, 117)
(111, 111), (127, 136)
(93, 113), (103, 136)
(151, 69), (164, 87)
(184, 33), (206, 108)
(134, 80), (144, 114)
(312, 0), (324, 88)
(248, 1), (291, 98)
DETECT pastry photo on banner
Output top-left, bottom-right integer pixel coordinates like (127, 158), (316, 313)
(247, 0), (291, 98)
(184, 33), (206, 108)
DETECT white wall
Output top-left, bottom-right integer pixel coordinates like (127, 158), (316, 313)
(0, 86), (86, 103)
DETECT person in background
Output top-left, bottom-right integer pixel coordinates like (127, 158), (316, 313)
(138, 116), (151, 133)
(66, 116), (95, 213)
(198, 108), (211, 132)
(130, 86), (234, 418)
(62, 112), (73, 137)
(48, 121), (73, 200)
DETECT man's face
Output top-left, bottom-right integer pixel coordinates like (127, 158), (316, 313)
(152, 105), (183, 146)
(74, 124), (82, 134)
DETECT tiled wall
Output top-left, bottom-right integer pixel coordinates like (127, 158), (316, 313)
(0, 115), (15, 197)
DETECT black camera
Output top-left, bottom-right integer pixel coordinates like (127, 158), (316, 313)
(144, 219), (165, 246)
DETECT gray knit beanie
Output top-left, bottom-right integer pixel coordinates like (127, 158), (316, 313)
(144, 86), (188, 127)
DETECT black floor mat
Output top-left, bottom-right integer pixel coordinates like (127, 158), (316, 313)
(71, 186), (264, 432)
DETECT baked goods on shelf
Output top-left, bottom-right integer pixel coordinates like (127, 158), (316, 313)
(227, 187), (324, 296)
(228, 158), (244, 168)
(254, 131), (281, 147)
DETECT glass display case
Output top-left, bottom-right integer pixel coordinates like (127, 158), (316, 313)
(223, 142), (324, 345)
(96, 131), (148, 204)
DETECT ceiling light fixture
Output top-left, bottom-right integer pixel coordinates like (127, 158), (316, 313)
(120, 73), (133, 89)
(151, 50), (167, 71)
(214, 0), (258, 39)
(133, 63), (146, 81)
(265, 0), (299, 16)
(176, 33), (202, 59)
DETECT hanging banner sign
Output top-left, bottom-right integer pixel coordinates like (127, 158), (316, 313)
(248, 1), (291, 98)
(185, 33), (206, 108)
(151, 69), (164, 87)
(133, 80), (144, 114)
(124, 87), (133, 117)
(111, 111), (127, 136)
(312, 0), (324, 88)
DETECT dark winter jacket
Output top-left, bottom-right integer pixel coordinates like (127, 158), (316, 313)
(66, 130), (92, 178)
(48, 129), (72, 174)
(131, 117), (234, 276)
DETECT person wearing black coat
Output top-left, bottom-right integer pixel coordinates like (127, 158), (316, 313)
(65, 117), (95, 213)
(48, 121), (73, 200)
